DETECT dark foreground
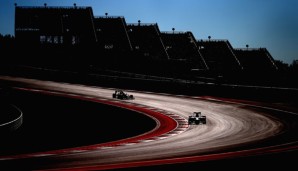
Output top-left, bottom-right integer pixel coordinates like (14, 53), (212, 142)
(1, 90), (156, 156)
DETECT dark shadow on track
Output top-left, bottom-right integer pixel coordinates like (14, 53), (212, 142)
(1, 90), (156, 155)
(114, 150), (298, 171)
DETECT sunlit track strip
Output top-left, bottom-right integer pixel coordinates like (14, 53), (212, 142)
(118, 90), (298, 116)
(0, 87), (188, 160)
(0, 76), (298, 171)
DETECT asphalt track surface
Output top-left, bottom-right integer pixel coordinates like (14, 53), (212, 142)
(0, 76), (298, 170)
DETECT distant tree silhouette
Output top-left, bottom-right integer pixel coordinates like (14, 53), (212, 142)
(274, 60), (289, 71)
(290, 60), (298, 72)
(0, 34), (15, 47)
(208, 36), (211, 41)
(0, 34), (16, 63)
(246, 44), (249, 50)
(172, 28), (175, 33)
(44, 3), (47, 8)
(138, 20), (141, 26)
(74, 3), (77, 8)
(105, 12), (108, 18)
(289, 60), (298, 86)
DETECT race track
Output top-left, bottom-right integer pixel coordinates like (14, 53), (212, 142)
(0, 76), (297, 170)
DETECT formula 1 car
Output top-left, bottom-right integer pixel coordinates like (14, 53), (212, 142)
(188, 112), (206, 125)
(112, 90), (134, 100)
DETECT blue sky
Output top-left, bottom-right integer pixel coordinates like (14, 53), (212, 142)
(1, 0), (297, 64)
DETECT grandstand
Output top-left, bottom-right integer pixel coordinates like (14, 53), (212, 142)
(127, 23), (169, 60)
(94, 16), (132, 53)
(92, 16), (134, 68)
(15, 5), (97, 47)
(12, 4), (281, 81)
(234, 48), (278, 72)
(197, 39), (242, 72)
(231, 48), (280, 85)
(161, 31), (208, 71)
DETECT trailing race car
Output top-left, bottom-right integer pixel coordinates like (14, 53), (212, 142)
(188, 112), (206, 125)
(112, 90), (134, 100)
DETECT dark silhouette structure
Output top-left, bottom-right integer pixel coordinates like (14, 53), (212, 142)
(127, 23), (169, 60)
(234, 48), (278, 71)
(8, 4), (287, 84)
(161, 31), (208, 71)
(196, 39), (243, 72)
(15, 6), (97, 46)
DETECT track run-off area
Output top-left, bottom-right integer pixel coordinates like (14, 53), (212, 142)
(0, 76), (298, 170)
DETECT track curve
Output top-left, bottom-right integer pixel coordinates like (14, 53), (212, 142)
(0, 76), (297, 170)
(0, 104), (23, 132)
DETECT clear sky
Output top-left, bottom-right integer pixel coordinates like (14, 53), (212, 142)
(1, 0), (297, 64)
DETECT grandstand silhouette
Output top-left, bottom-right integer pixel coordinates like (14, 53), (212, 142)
(14, 4), (278, 79)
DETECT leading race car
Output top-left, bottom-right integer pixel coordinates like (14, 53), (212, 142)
(188, 112), (206, 125)
(112, 90), (135, 100)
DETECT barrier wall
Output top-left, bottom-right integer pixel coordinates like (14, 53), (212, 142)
(0, 104), (23, 133)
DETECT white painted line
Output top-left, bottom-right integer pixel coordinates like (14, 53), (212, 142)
(172, 117), (182, 119)
(157, 137), (167, 140)
(84, 96), (94, 99)
(31, 154), (54, 157)
(123, 143), (137, 146)
(70, 150), (87, 153)
(0, 158), (13, 161)
(99, 147), (114, 150)
(175, 128), (186, 131)
(95, 147), (103, 149)
(141, 140), (155, 143)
